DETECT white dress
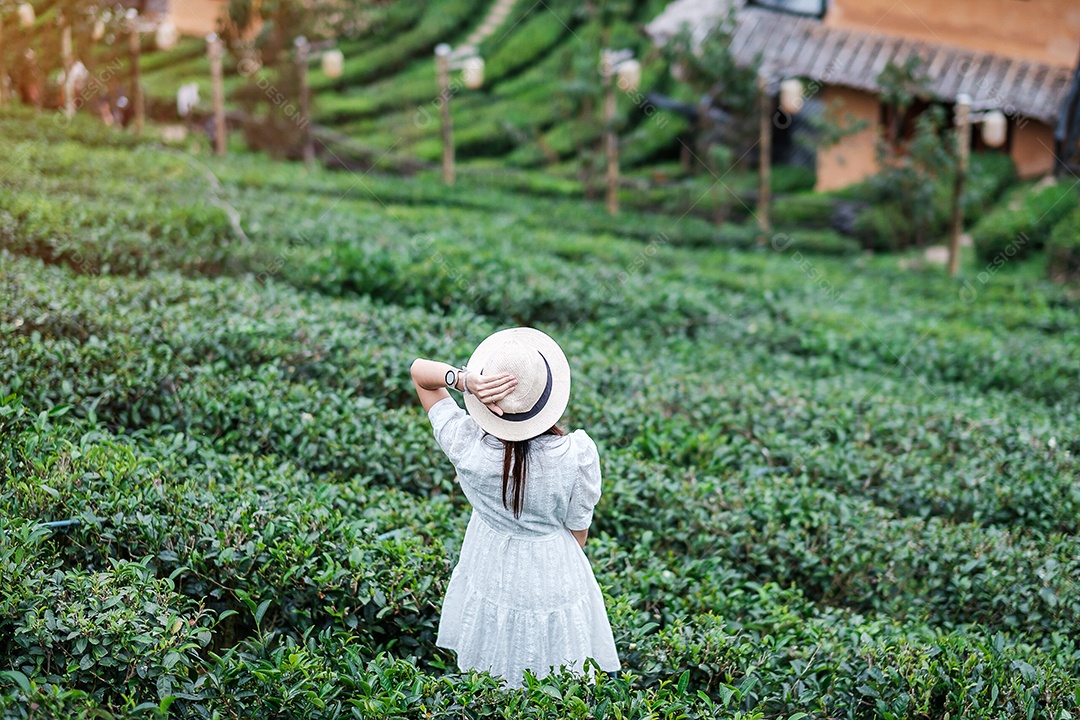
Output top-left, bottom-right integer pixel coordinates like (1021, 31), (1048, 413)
(428, 398), (620, 687)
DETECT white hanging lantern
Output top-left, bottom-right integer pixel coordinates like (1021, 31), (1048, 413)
(616, 58), (641, 92)
(461, 55), (484, 89)
(779, 78), (804, 114)
(17, 2), (35, 27)
(155, 20), (177, 50)
(177, 82), (199, 116)
(92, 18), (106, 41)
(67, 60), (88, 87)
(321, 49), (344, 78)
(981, 109), (1007, 148)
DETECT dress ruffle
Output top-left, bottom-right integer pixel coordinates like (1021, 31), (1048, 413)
(437, 512), (620, 687)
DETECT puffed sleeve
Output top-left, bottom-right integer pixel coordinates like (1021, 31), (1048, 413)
(427, 397), (483, 468)
(564, 430), (603, 531)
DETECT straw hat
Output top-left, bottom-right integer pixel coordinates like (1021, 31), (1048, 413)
(463, 327), (571, 442)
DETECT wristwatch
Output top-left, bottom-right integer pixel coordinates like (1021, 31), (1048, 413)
(444, 368), (457, 390)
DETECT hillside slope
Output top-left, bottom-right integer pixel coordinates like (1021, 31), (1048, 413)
(1, 111), (1079, 718)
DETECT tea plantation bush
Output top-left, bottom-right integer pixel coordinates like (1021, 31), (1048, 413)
(1, 116), (1079, 718)
(843, 153), (1018, 252)
(972, 182), (1079, 265)
(1048, 204), (1080, 281)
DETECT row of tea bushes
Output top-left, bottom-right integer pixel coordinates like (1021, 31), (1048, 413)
(6, 153), (1077, 405)
(0, 125), (849, 278)
(594, 452), (1080, 650)
(0, 107), (149, 149)
(5, 246), (1077, 539)
(737, 297), (1080, 406)
(0, 410), (456, 652)
(6, 318), (1079, 653)
(613, 585), (1080, 718)
(604, 371), (1080, 535)
(0, 518), (218, 713)
(310, 0), (486, 92)
(4, 124), (1079, 719)
(0, 187), (238, 276)
(3, 404), (1078, 718)
(6, 252), (1077, 537)
(6, 134), (1076, 350)
(0, 140), (248, 277)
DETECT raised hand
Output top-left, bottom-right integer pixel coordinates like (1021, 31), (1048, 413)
(468, 371), (517, 416)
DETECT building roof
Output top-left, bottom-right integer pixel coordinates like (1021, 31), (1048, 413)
(645, 0), (741, 48)
(647, 4), (1074, 126)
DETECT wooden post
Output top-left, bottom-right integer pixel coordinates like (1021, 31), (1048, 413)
(62, 19), (75, 119)
(757, 74), (772, 236)
(948, 94), (972, 277)
(295, 37), (313, 167)
(207, 33), (226, 156)
(435, 44), (454, 185)
(0, 17), (7, 107)
(128, 19), (144, 133)
(603, 60), (618, 215)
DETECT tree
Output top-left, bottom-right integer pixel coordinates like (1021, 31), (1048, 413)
(877, 54), (929, 150)
(662, 13), (759, 175)
(866, 57), (956, 249)
(221, 0), (381, 158)
(661, 13), (758, 223)
(1, 0), (127, 112)
(553, 0), (633, 201)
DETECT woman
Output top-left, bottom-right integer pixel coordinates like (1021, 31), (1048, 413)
(410, 327), (620, 687)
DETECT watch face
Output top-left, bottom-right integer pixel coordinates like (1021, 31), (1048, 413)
(445, 369), (456, 387)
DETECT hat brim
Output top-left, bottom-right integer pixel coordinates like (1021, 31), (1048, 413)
(463, 327), (571, 442)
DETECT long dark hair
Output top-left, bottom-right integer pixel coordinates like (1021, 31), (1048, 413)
(502, 425), (565, 518)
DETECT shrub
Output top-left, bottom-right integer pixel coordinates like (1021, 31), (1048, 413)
(1047, 203), (1080, 282)
(859, 104), (954, 250)
(963, 152), (1018, 224)
(479, 6), (568, 83)
(771, 165), (817, 194)
(784, 229), (862, 255)
(853, 633), (1080, 719)
(848, 152), (1017, 252)
(0, 418), (457, 649)
(0, 681), (106, 720)
(972, 182), (1079, 265)
(715, 223), (760, 249)
(771, 193), (836, 229)
(0, 163), (240, 277)
(314, 0), (487, 91)
(620, 113), (692, 169)
(0, 524), (218, 710)
(852, 202), (911, 251)
(3, 122), (1080, 720)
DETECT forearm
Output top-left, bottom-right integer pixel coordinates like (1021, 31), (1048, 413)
(410, 358), (464, 392)
(570, 528), (588, 548)
(410, 357), (515, 414)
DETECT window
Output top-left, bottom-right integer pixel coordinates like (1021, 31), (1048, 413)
(748, 0), (827, 18)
